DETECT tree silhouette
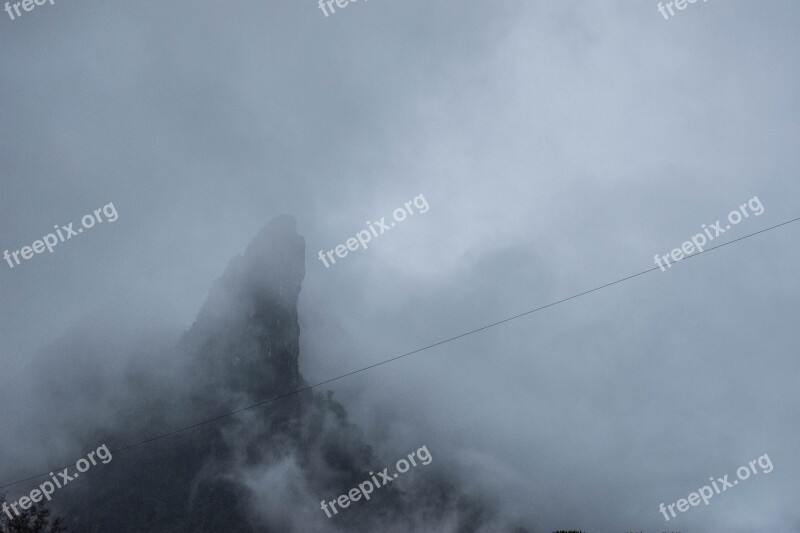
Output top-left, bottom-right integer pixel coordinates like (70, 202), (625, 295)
(0, 495), (66, 533)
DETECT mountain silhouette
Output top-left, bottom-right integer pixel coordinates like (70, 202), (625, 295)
(52, 215), (530, 532)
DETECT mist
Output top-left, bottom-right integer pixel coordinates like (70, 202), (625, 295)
(2, 1), (800, 531)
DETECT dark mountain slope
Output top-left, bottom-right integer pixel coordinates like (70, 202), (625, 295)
(55, 215), (529, 533)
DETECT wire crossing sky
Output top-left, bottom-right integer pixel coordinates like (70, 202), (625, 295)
(2, 215), (796, 492)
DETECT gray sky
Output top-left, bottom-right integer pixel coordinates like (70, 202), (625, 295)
(2, 1), (799, 531)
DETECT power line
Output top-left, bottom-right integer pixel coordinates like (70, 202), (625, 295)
(2, 216), (798, 491)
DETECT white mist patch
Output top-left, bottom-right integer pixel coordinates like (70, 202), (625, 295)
(240, 455), (333, 533)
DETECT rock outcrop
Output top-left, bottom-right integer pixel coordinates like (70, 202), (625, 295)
(57, 215), (528, 532)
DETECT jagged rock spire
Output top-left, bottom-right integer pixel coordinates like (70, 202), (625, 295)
(184, 214), (306, 402)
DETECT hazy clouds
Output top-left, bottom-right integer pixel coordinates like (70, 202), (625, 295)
(2, 1), (800, 531)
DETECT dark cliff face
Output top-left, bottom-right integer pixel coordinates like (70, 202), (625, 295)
(56, 216), (529, 533)
(183, 214), (306, 423)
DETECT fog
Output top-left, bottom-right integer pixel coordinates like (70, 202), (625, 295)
(1, 1), (799, 531)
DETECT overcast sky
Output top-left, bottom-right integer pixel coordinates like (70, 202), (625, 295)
(1, 1), (799, 531)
